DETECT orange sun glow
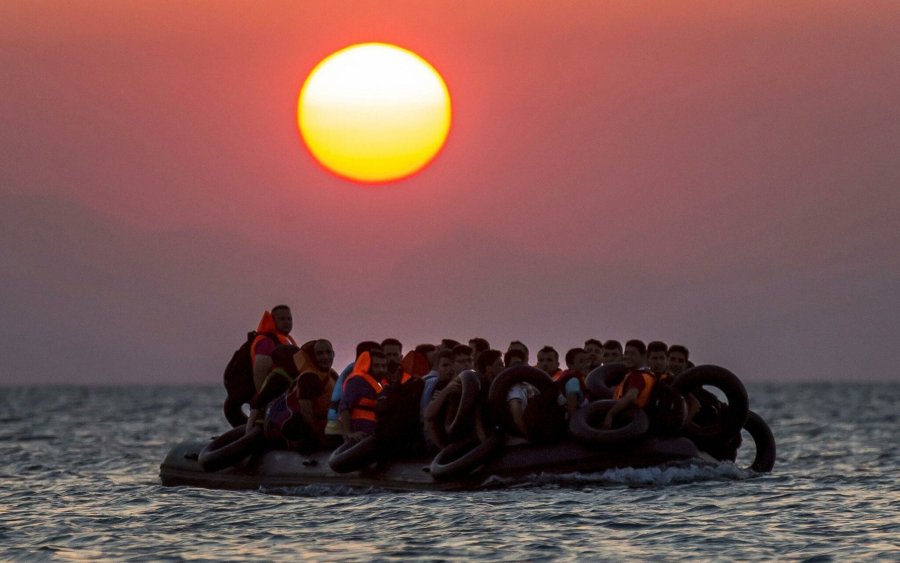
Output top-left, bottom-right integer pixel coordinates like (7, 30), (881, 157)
(297, 43), (452, 184)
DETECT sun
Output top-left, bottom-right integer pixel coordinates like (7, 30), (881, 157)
(297, 43), (452, 184)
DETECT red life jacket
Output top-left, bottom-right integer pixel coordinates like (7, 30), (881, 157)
(614, 370), (659, 408)
(343, 352), (383, 424)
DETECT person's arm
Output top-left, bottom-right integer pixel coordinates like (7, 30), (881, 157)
(252, 355), (274, 392)
(602, 388), (638, 429)
(566, 392), (580, 420)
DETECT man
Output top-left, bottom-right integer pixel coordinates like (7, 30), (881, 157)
(503, 348), (526, 367)
(381, 338), (404, 379)
(555, 348), (591, 419)
(452, 344), (475, 374)
(600, 340), (623, 364)
(325, 341), (380, 445)
(376, 350), (427, 456)
(507, 341), (529, 366)
(536, 346), (561, 378)
(251, 305), (298, 392)
(646, 341), (669, 376)
(420, 348), (456, 415)
(667, 345), (690, 377)
(622, 339), (646, 370)
(469, 337), (490, 359)
(339, 349), (388, 443)
(584, 339), (603, 371)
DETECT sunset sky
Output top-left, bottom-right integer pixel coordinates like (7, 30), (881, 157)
(2, 1), (899, 385)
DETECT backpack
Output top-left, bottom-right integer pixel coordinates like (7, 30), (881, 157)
(223, 331), (281, 402)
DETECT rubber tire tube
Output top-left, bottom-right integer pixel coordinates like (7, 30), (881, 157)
(445, 370), (481, 441)
(424, 377), (463, 449)
(223, 396), (249, 428)
(429, 431), (504, 481)
(743, 410), (776, 472)
(199, 424), (264, 472)
(601, 363), (631, 389)
(568, 399), (650, 446)
(328, 435), (379, 473)
(673, 365), (750, 442)
(488, 366), (557, 434)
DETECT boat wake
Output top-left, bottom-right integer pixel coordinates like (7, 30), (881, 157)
(488, 461), (752, 488)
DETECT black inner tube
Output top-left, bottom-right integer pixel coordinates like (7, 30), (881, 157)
(429, 431), (504, 481)
(328, 435), (379, 473)
(488, 366), (557, 435)
(568, 400), (649, 446)
(673, 365), (749, 442)
(199, 424), (264, 472)
(742, 410), (776, 473)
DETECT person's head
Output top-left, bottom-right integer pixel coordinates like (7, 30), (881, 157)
(601, 340), (623, 364)
(475, 349), (504, 382)
(584, 339), (603, 368)
(368, 350), (388, 379)
(504, 348), (526, 367)
(623, 339), (646, 369)
(441, 338), (461, 351)
(452, 344), (474, 374)
(415, 343), (437, 367)
(355, 340), (381, 359)
(537, 346), (560, 375)
(271, 305), (293, 334)
(435, 349), (456, 383)
(668, 345), (690, 376)
(507, 341), (529, 365)
(646, 341), (668, 373)
(469, 337), (490, 356)
(566, 347), (590, 374)
(381, 338), (403, 364)
(313, 339), (335, 370)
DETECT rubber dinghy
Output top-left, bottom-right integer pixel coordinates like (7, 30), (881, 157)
(159, 364), (775, 491)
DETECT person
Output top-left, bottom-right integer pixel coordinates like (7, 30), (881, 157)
(555, 348), (591, 419)
(262, 339), (338, 450)
(601, 363), (660, 430)
(324, 341), (380, 445)
(452, 344), (475, 374)
(646, 341), (669, 377)
(381, 338), (404, 379)
(503, 348), (526, 367)
(420, 348), (456, 415)
(536, 346), (561, 378)
(584, 339), (604, 371)
(376, 350), (427, 457)
(251, 306), (298, 392)
(246, 343), (301, 432)
(600, 340), (623, 364)
(506, 341), (529, 366)
(622, 339), (646, 370)
(339, 349), (388, 443)
(667, 345), (690, 376)
(469, 337), (490, 359)
(473, 349), (510, 432)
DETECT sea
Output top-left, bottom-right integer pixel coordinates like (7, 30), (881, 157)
(1, 383), (897, 561)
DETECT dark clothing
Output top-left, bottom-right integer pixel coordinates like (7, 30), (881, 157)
(376, 377), (425, 457)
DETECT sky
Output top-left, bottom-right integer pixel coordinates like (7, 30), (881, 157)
(2, 1), (899, 385)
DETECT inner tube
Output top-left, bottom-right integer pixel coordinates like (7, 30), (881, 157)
(568, 400), (650, 446)
(223, 396), (249, 428)
(673, 365), (749, 442)
(585, 364), (627, 400)
(446, 370), (481, 441)
(199, 424), (264, 472)
(429, 431), (504, 481)
(424, 377), (463, 449)
(488, 366), (557, 434)
(742, 410), (776, 473)
(328, 435), (379, 473)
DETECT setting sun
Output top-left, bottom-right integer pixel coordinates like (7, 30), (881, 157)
(297, 43), (452, 184)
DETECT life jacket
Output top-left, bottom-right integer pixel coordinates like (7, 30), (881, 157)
(614, 370), (660, 408)
(381, 372), (413, 387)
(249, 310), (297, 365)
(342, 352), (383, 425)
(553, 369), (587, 398)
(291, 343), (338, 422)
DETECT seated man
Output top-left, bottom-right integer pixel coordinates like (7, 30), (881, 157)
(251, 305), (298, 392)
(420, 348), (456, 416)
(376, 350), (427, 457)
(555, 347), (591, 420)
(246, 344), (301, 431)
(667, 345), (690, 377)
(262, 339), (338, 450)
(622, 339), (646, 370)
(536, 346), (562, 378)
(324, 341), (380, 446)
(646, 341), (669, 378)
(339, 350), (388, 443)
(452, 344), (475, 374)
(381, 338), (404, 380)
(601, 364), (661, 430)
(506, 340), (529, 366)
(600, 340), (623, 364)
(503, 348), (526, 367)
(584, 339), (604, 371)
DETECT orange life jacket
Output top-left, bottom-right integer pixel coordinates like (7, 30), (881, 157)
(614, 370), (659, 408)
(343, 352), (383, 424)
(553, 369), (587, 398)
(291, 344), (338, 423)
(381, 372), (412, 387)
(249, 310), (297, 365)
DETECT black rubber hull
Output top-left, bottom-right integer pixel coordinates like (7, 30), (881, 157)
(160, 436), (712, 492)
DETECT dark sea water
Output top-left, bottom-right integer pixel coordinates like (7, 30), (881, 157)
(1, 383), (897, 561)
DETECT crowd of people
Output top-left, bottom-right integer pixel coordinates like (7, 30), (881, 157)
(225, 305), (699, 457)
